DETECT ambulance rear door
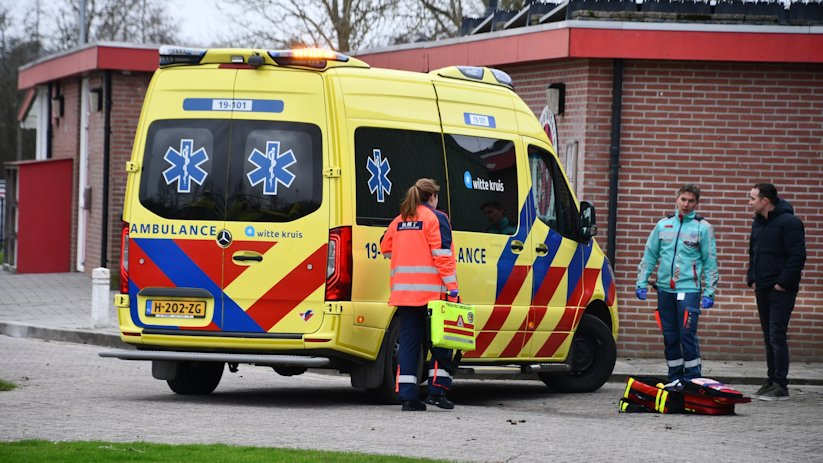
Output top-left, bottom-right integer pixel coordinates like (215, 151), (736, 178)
(128, 66), (237, 334)
(220, 67), (329, 335)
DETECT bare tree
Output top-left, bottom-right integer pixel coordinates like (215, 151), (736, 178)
(219, 0), (401, 52)
(0, 5), (44, 168)
(50, 0), (178, 50)
(393, 0), (531, 44)
(402, 0), (485, 42)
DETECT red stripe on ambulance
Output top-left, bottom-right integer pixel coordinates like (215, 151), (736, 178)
(532, 267), (566, 306)
(244, 245), (327, 331)
(175, 239), (224, 288)
(464, 265), (530, 358)
(129, 240), (175, 289)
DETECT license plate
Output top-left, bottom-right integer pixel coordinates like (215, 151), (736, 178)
(146, 299), (206, 318)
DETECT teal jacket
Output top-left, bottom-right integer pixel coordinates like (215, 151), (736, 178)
(636, 210), (719, 297)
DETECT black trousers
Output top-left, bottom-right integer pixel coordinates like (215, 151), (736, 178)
(755, 287), (797, 388)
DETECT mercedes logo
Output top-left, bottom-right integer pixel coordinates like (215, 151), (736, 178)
(216, 229), (232, 248)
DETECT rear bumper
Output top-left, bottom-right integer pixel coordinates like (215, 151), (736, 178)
(99, 348), (332, 367)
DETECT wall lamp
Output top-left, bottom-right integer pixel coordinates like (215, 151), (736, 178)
(90, 87), (104, 112)
(546, 82), (566, 116)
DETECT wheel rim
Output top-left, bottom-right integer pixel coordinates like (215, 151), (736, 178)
(570, 331), (600, 375)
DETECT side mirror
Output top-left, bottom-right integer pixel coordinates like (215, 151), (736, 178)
(580, 200), (597, 240)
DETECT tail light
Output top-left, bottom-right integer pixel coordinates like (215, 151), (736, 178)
(326, 226), (352, 301)
(120, 222), (129, 294)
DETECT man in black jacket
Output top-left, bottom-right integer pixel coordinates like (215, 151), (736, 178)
(747, 183), (806, 401)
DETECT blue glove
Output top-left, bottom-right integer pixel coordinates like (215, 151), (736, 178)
(635, 288), (647, 301)
(448, 289), (459, 298)
(702, 296), (714, 309)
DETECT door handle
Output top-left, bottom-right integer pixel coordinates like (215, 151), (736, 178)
(535, 243), (548, 255)
(510, 240), (524, 253)
(232, 252), (263, 263)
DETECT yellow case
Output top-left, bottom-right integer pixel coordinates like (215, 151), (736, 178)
(427, 300), (476, 351)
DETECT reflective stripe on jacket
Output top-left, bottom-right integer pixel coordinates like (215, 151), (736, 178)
(636, 209), (719, 297)
(380, 204), (458, 307)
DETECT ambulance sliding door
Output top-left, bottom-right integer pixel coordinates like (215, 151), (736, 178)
(523, 141), (584, 361)
(434, 80), (533, 360)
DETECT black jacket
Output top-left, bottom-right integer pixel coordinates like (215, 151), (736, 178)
(747, 199), (806, 291)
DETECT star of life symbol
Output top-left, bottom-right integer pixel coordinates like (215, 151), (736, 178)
(366, 149), (391, 203)
(247, 141), (296, 195)
(163, 139), (209, 193)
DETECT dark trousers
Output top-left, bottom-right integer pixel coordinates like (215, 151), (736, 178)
(657, 290), (701, 381)
(755, 287), (797, 388)
(395, 306), (454, 401)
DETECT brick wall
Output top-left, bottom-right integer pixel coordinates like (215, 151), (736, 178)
(81, 72), (152, 278)
(49, 79), (81, 272)
(106, 73), (152, 275)
(507, 59), (823, 361)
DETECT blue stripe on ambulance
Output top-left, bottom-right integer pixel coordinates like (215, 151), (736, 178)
(495, 190), (536, 301)
(565, 242), (593, 305)
(530, 228), (563, 299)
(131, 238), (265, 332)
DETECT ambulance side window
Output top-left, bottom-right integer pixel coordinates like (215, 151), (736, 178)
(139, 120), (228, 220)
(444, 134), (518, 234)
(528, 145), (579, 240)
(354, 127), (447, 226)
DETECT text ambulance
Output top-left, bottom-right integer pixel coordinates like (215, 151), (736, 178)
(101, 47), (618, 401)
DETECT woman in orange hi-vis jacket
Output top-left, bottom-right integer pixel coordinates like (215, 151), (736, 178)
(380, 178), (459, 412)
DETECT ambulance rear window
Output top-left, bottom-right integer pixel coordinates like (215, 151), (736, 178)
(139, 119), (321, 222)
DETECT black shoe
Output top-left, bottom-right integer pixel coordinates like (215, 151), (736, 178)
(401, 400), (427, 411)
(424, 395), (454, 410)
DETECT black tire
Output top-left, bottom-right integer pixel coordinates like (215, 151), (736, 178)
(167, 361), (224, 395)
(539, 313), (616, 393)
(367, 318), (402, 405)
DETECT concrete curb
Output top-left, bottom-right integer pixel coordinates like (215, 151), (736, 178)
(0, 322), (126, 349)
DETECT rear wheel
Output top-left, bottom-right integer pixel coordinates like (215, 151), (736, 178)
(367, 318), (402, 404)
(539, 313), (616, 393)
(167, 361), (224, 395)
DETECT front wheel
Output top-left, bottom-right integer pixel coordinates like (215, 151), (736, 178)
(167, 361), (224, 395)
(539, 313), (616, 393)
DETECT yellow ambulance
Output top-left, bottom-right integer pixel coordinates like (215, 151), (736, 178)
(102, 47), (618, 400)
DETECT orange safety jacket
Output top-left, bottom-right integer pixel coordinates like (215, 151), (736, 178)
(381, 204), (458, 307)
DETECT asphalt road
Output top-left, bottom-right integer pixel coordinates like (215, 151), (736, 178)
(2, 335), (822, 462)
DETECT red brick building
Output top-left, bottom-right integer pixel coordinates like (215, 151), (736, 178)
(13, 43), (155, 274)
(13, 20), (823, 361)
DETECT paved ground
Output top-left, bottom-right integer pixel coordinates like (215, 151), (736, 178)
(3, 335), (823, 463)
(1, 269), (822, 388)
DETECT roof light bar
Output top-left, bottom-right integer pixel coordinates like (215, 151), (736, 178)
(458, 66), (485, 80)
(490, 68), (513, 88)
(267, 48), (350, 69)
(159, 46), (207, 67)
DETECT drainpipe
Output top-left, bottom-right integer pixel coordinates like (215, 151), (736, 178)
(101, 71), (112, 268)
(606, 59), (624, 267)
(46, 82), (53, 158)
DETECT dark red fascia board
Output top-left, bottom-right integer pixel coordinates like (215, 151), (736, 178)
(18, 45), (158, 90)
(356, 27), (823, 72)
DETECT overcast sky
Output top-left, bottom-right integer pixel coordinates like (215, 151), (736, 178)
(4, 0), (237, 46)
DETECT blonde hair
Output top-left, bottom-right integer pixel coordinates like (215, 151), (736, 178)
(399, 178), (440, 220)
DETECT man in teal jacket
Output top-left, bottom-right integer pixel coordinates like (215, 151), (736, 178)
(636, 184), (719, 382)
